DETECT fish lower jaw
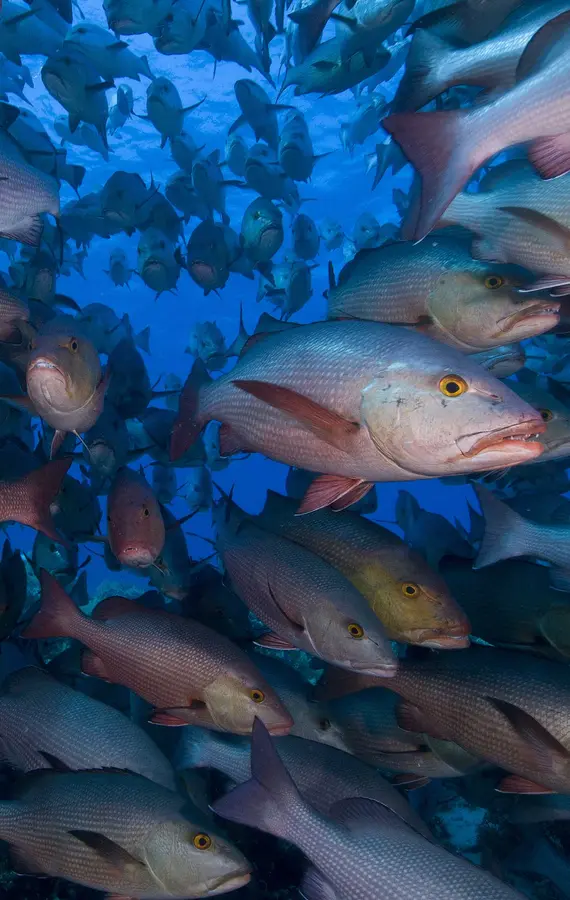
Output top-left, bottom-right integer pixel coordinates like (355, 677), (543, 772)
(412, 634), (471, 650)
(346, 662), (398, 678)
(207, 872), (252, 895)
(118, 546), (156, 567)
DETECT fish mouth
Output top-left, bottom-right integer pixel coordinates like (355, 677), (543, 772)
(457, 419), (546, 459)
(119, 546), (155, 567)
(208, 872), (252, 895)
(30, 357), (66, 379)
(267, 720), (294, 736)
(349, 661), (398, 678)
(411, 632), (471, 650)
(496, 301), (560, 335)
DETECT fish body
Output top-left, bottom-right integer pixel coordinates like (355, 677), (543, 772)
(232, 79), (282, 150)
(192, 150), (229, 223)
(82, 401), (131, 493)
(0, 768), (251, 897)
(171, 320), (545, 493)
(107, 247), (133, 287)
(216, 504), (398, 675)
(0, 1), (63, 62)
(166, 171), (210, 222)
(224, 133), (247, 177)
(327, 236), (559, 351)
(283, 37), (391, 95)
(257, 490), (470, 646)
(24, 576), (294, 736)
(186, 219), (231, 293)
(181, 465), (212, 512)
(292, 213), (319, 260)
(241, 197), (284, 264)
(147, 77), (194, 147)
(76, 303), (149, 356)
(0, 124), (59, 246)
(107, 467), (165, 568)
(0, 457), (71, 542)
(212, 720), (524, 900)
(340, 93), (386, 153)
(137, 227), (182, 297)
(319, 218), (344, 250)
(65, 23), (154, 81)
(41, 47), (111, 149)
(0, 667), (176, 788)
(171, 130), (203, 172)
(186, 320), (227, 369)
(278, 110), (318, 181)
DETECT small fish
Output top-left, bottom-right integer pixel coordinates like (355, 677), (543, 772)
(170, 131), (204, 173)
(241, 197), (284, 268)
(292, 212), (319, 260)
(145, 504), (195, 600)
(24, 576), (294, 736)
(108, 83), (134, 133)
(395, 490), (475, 570)
(76, 303), (149, 356)
(340, 93), (387, 153)
(54, 115), (110, 161)
(278, 110), (324, 182)
(181, 465), (213, 513)
(185, 320), (227, 370)
(224, 132), (248, 177)
(137, 227), (182, 298)
(192, 150), (230, 224)
(146, 76), (203, 149)
(151, 463), (178, 505)
(165, 170), (210, 223)
(319, 217), (344, 251)
(107, 466), (165, 569)
(231, 79), (291, 151)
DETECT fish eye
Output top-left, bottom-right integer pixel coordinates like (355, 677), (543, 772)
(250, 689), (265, 703)
(193, 833), (212, 850)
(69, 338), (79, 352)
(540, 408), (553, 422)
(143, 507), (150, 517)
(401, 582), (419, 598)
(347, 623), (364, 639)
(253, 211), (261, 220)
(484, 274), (505, 290)
(319, 718), (331, 731)
(439, 374), (468, 397)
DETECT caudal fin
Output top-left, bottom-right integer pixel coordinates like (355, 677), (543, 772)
(170, 360), (212, 462)
(21, 569), (83, 640)
(15, 458), (72, 543)
(210, 718), (303, 840)
(473, 486), (526, 569)
(383, 107), (477, 241)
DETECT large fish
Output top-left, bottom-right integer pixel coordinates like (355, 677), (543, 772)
(23, 576), (294, 737)
(216, 499), (397, 675)
(0, 769), (251, 898)
(41, 47), (112, 150)
(0, 667), (176, 789)
(170, 320), (545, 513)
(327, 236), (559, 351)
(212, 719), (525, 899)
(384, 11), (570, 241)
(256, 490), (470, 647)
(178, 727), (432, 837)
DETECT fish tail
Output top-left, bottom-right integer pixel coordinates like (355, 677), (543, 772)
(20, 458), (72, 544)
(211, 719), (303, 839)
(392, 29), (451, 113)
(22, 569), (84, 640)
(473, 486), (527, 569)
(135, 325), (151, 354)
(170, 359), (212, 461)
(383, 107), (478, 241)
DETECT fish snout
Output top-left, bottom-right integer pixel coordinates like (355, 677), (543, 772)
(118, 545), (157, 567)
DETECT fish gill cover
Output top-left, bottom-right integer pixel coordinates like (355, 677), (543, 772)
(0, 0), (569, 898)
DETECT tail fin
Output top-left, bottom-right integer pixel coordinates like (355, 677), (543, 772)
(383, 107), (476, 241)
(21, 570), (83, 640)
(473, 486), (527, 569)
(16, 458), (72, 543)
(170, 360), (212, 462)
(210, 718), (303, 839)
(392, 29), (450, 112)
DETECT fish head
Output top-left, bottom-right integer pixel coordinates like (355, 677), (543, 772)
(27, 318), (101, 416)
(511, 382), (570, 463)
(202, 672), (294, 736)
(430, 268), (560, 349)
(361, 351), (546, 476)
(144, 818), (251, 897)
(108, 468), (165, 567)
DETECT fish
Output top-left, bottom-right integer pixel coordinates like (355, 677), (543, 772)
(146, 76), (203, 149)
(54, 114), (110, 160)
(75, 303), (150, 357)
(185, 320), (227, 370)
(7, 316), (108, 458)
(154, 0), (210, 55)
(212, 719), (524, 899)
(186, 219), (232, 294)
(394, 490), (475, 570)
(319, 217), (344, 250)
(192, 150), (230, 224)
(509, 380), (570, 462)
(340, 92), (387, 153)
(384, 11), (570, 241)
(23, 574), (294, 736)
(64, 22), (154, 81)
(0, 666), (176, 788)
(170, 130), (204, 172)
(151, 463), (178, 505)
(224, 132), (248, 177)
(170, 320), (546, 512)
(0, 1), (64, 64)
(31, 530), (80, 584)
(292, 212), (319, 260)
(441, 556), (570, 659)
(409, 0), (528, 45)
(41, 46), (112, 150)
(165, 170), (210, 223)
(179, 726), (432, 835)
(470, 343), (526, 377)
(474, 485), (570, 591)
(108, 83), (134, 133)
(137, 227), (182, 298)
(0, 768), (251, 897)
(105, 247), (134, 287)
(215, 494), (398, 674)
(180, 465), (213, 512)
(327, 236), (560, 352)
(240, 197), (284, 269)
(106, 466), (165, 569)
(256, 490), (471, 646)
(231, 79), (291, 151)
(190, 564), (254, 642)
(104, 0), (174, 36)
(0, 457), (71, 543)
(145, 504), (194, 600)
(282, 36), (391, 95)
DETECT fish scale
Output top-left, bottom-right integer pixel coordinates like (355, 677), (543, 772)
(385, 647), (570, 792)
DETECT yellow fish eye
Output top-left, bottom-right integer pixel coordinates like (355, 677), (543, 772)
(250, 689), (265, 703)
(348, 623), (364, 639)
(439, 374), (468, 397)
(540, 408), (553, 422)
(401, 582), (419, 598)
(193, 833), (212, 850)
(484, 275), (505, 290)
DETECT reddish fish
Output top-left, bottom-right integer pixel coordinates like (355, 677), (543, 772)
(170, 320), (544, 513)
(23, 575), (294, 737)
(384, 11), (570, 241)
(0, 458), (71, 543)
(107, 467), (165, 568)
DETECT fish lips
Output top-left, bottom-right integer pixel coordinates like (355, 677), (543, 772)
(457, 418), (546, 462)
(495, 301), (560, 339)
(29, 356), (66, 381)
(208, 872), (252, 895)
